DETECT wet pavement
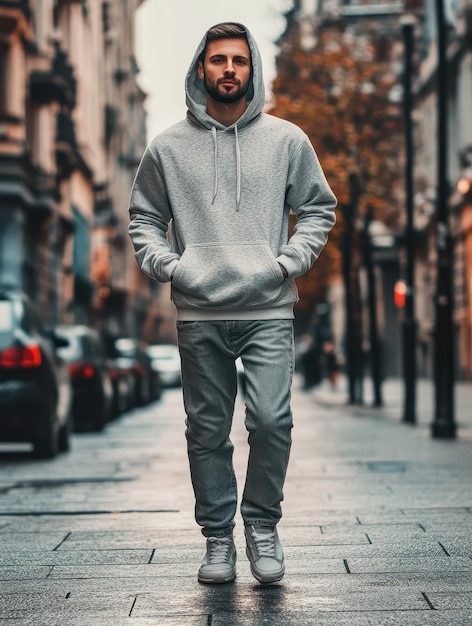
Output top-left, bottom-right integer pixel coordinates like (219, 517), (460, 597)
(0, 375), (471, 624)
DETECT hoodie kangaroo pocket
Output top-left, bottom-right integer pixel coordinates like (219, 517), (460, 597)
(171, 243), (294, 309)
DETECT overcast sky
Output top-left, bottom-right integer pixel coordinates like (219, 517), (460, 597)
(135, 0), (291, 140)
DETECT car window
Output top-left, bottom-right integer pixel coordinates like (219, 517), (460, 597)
(0, 302), (13, 332)
(56, 334), (82, 360)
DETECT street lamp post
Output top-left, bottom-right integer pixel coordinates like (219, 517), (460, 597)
(362, 206), (383, 407)
(401, 16), (417, 424)
(431, 0), (456, 438)
(342, 172), (363, 405)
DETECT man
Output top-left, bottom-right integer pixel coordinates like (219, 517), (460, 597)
(128, 22), (337, 585)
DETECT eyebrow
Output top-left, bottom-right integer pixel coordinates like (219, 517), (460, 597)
(208, 54), (249, 62)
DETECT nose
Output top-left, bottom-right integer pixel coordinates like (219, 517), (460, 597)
(224, 61), (236, 75)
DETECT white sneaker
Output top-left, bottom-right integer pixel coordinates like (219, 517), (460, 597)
(198, 536), (237, 584)
(245, 525), (285, 583)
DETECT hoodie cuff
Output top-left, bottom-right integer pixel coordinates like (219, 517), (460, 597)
(160, 258), (180, 282)
(276, 254), (300, 278)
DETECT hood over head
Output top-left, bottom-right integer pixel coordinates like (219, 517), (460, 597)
(185, 22), (265, 131)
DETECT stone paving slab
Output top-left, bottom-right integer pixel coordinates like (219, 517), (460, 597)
(0, 591), (134, 619)
(130, 588), (429, 616)
(285, 542), (448, 558)
(319, 522), (423, 533)
(0, 549), (153, 566)
(346, 556), (472, 573)
(427, 591), (472, 610)
(283, 538), (447, 557)
(266, 526), (372, 545)
(54, 529), (202, 551)
(434, 535), (472, 557)
(0, 533), (68, 551)
(318, 526), (434, 542)
(0, 566), (52, 580)
(357, 509), (472, 524)
(0, 512), (191, 532)
(0, 593), (66, 619)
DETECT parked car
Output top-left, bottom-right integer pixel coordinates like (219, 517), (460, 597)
(101, 333), (135, 417)
(113, 337), (160, 406)
(146, 343), (182, 389)
(0, 290), (73, 458)
(54, 325), (113, 431)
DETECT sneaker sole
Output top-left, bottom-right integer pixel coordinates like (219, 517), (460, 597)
(198, 568), (236, 584)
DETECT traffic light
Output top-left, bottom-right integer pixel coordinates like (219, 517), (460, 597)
(394, 280), (407, 309)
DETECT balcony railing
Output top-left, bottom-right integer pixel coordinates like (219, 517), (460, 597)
(29, 45), (76, 107)
(55, 111), (78, 174)
(0, 1), (31, 18)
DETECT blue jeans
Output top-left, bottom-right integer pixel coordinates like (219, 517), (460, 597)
(176, 319), (294, 537)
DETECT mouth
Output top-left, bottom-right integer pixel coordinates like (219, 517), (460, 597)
(219, 80), (239, 87)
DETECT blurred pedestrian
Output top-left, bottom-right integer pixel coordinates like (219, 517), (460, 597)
(323, 340), (340, 389)
(128, 22), (336, 585)
(300, 333), (322, 390)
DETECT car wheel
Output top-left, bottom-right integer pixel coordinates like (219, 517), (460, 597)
(33, 402), (59, 459)
(93, 406), (106, 432)
(58, 411), (73, 452)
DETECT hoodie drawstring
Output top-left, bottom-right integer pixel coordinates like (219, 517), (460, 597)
(211, 126), (218, 204)
(234, 125), (241, 210)
(210, 125), (241, 211)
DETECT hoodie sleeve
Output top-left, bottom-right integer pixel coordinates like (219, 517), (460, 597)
(128, 146), (180, 283)
(276, 135), (337, 278)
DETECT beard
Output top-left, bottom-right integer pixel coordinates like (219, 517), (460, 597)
(203, 75), (250, 104)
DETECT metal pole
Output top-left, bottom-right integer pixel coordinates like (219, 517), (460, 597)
(342, 172), (362, 404)
(432, 0), (456, 438)
(342, 199), (357, 405)
(363, 207), (383, 407)
(401, 17), (417, 424)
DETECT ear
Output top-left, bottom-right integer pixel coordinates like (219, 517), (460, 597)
(197, 61), (204, 79)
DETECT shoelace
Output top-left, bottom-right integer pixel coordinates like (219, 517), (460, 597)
(207, 537), (233, 564)
(250, 527), (276, 558)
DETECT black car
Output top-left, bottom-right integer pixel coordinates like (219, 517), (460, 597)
(54, 325), (113, 431)
(146, 343), (182, 389)
(112, 337), (160, 406)
(0, 290), (73, 458)
(101, 333), (135, 417)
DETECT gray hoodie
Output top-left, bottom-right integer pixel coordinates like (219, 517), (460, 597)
(128, 25), (337, 321)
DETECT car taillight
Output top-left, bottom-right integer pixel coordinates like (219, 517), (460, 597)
(68, 363), (96, 379)
(0, 345), (42, 368)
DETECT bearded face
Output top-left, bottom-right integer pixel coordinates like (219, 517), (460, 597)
(198, 38), (252, 105)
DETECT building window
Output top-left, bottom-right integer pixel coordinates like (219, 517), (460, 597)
(0, 38), (11, 116)
(72, 206), (90, 279)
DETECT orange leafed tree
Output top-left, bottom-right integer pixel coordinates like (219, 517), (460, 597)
(269, 14), (404, 323)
